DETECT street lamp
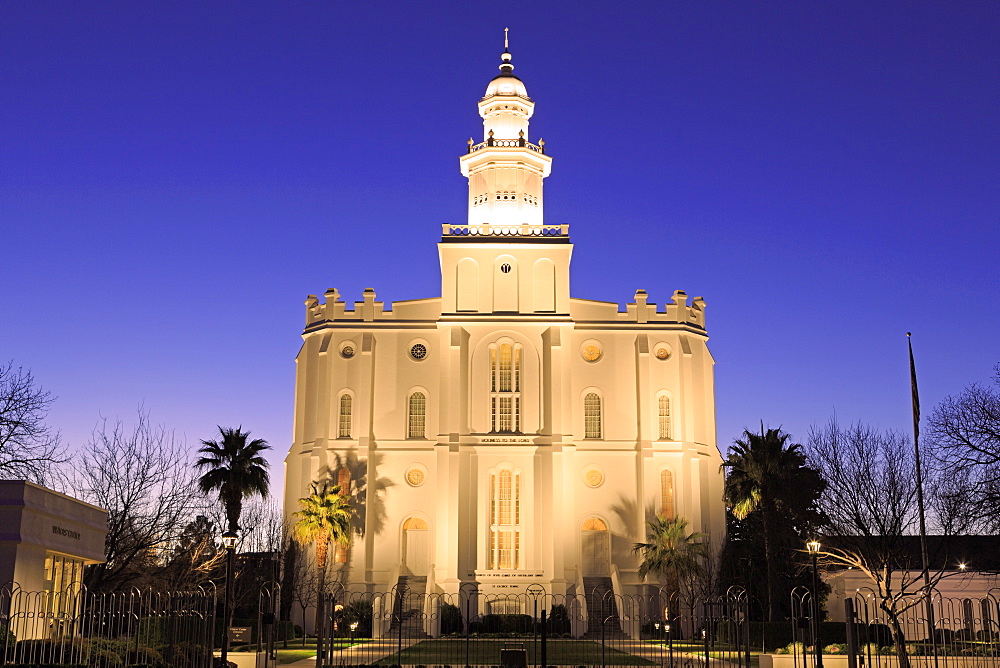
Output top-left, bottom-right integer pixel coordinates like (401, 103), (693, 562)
(806, 540), (823, 668)
(221, 530), (238, 667)
(665, 622), (673, 668)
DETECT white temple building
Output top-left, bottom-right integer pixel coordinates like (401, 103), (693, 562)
(283, 37), (726, 602)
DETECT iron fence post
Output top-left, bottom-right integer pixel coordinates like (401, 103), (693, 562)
(845, 598), (858, 668)
(540, 608), (547, 668)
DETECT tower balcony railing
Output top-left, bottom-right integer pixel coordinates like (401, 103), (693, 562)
(442, 223), (569, 237)
(467, 136), (545, 154)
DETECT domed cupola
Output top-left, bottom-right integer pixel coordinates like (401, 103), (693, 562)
(457, 29), (553, 231)
(479, 28), (534, 141)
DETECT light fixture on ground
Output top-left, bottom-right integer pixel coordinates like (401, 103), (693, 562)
(221, 530), (238, 666)
(806, 539), (823, 668)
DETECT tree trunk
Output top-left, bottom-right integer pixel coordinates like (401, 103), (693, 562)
(315, 540), (328, 667)
(887, 611), (912, 668)
(761, 503), (780, 622)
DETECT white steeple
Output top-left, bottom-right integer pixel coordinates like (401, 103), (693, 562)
(459, 29), (552, 229)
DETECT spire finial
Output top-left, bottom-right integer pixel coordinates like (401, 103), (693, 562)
(499, 27), (513, 72)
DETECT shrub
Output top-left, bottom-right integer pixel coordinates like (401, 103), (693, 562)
(158, 641), (211, 668)
(470, 614), (533, 635)
(440, 603), (463, 635)
(124, 646), (164, 667)
(546, 605), (571, 636)
(335, 600), (373, 638)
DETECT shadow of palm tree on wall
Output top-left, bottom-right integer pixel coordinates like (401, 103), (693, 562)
(321, 451), (396, 585)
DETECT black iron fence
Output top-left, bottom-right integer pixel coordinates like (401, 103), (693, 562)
(314, 586), (752, 668)
(2, 580), (998, 668)
(0, 583), (217, 667)
(787, 587), (1000, 668)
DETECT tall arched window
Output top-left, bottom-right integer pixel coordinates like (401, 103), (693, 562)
(489, 468), (521, 569)
(584, 393), (602, 439)
(658, 395), (672, 440)
(490, 342), (521, 433)
(408, 392), (426, 438)
(338, 394), (352, 438)
(336, 466), (351, 494)
(660, 469), (675, 519)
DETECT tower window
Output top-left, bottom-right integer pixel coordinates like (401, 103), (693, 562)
(490, 342), (521, 433)
(658, 395), (672, 440)
(660, 469), (675, 520)
(489, 468), (521, 569)
(408, 392), (426, 438)
(336, 466), (351, 494)
(500, 263), (512, 274)
(338, 394), (352, 438)
(584, 393), (602, 439)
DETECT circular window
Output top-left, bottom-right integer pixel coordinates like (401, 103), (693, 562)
(410, 343), (427, 360)
(582, 344), (602, 362)
(654, 344), (672, 361)
(405, 468), (425, 487)
(341, 345), (355, 359)
(584, 468), (604, 488)
(500, 263), (512, 274)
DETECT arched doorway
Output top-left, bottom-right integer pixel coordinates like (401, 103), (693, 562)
(581, 518), (610, 576)
(401, 517), (429, 575)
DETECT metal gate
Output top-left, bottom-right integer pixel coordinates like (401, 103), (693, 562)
(314, 586), (751, 668)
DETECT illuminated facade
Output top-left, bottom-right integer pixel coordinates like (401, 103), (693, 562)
(283, 40), (725, 600)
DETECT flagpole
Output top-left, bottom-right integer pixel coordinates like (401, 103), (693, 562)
(908, 332), (936, 659)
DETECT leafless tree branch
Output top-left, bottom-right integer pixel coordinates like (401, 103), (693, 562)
(0, 361), (66, 483)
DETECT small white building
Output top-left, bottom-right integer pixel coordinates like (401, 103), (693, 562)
(283, 40), (726, 600)
(0, 480), (107, 593)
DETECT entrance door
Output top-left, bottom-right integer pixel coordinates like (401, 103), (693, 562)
(581, 518), (610, 576)
(402, 518), (429, 575)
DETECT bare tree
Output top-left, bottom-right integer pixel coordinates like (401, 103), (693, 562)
(928, 364), (1000, 530)
(805, 419), (977, 668)
(162, 514), (226, 590)
(287, 543), (320, 643)
(72, 411), (202, 590)
(0, 361), (65, 483)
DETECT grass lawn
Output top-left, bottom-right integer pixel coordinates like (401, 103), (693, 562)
(372, 639), (656, 666)
(276, 648), (316, 664)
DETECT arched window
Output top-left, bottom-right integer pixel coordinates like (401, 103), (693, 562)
(490, 342), (521, 433)
(336, 466), (351, 494)
(658, 395), (672, 440)
(408, 392), (426, 438)
(489, 468), (521, 569)
(584, 393), (602, 439)
(660, 470), (675, 520)
(338, 394), (352, 438)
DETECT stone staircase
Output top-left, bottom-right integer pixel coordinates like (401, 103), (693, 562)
(389, 575), (428, 637)
(583, 576), (623, 638)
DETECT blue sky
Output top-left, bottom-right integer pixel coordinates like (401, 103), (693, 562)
(2, 1), (997, 491)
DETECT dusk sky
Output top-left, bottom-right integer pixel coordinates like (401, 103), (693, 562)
(2, 2), (997, 495)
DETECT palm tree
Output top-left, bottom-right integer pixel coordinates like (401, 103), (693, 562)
(292, 479), (352, 652)
(723, 426), (812, 621)
(195, 426), (271, 535)
(632, 515), (708, 588)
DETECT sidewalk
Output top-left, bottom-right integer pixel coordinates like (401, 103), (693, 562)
(284, 637), (421, 667)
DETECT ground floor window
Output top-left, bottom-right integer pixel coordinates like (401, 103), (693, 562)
(44, 553), (84, 615)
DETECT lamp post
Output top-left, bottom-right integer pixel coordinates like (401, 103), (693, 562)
(665, 622), (673, 668)
(806, 540), (823, 668)
(221, 530), (238, 667)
